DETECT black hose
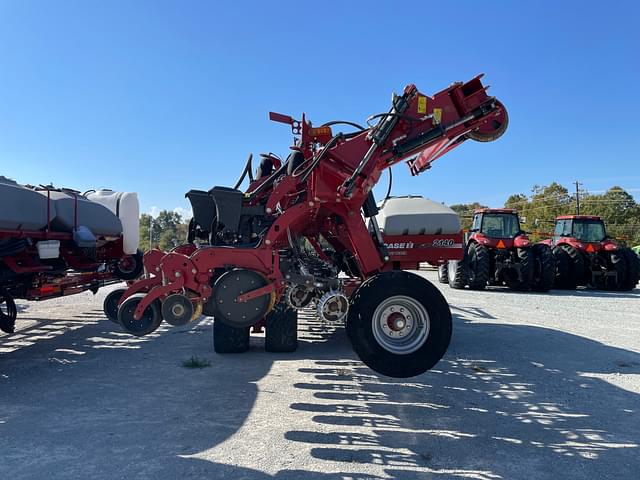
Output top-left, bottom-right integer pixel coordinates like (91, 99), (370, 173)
(384, 167), (393, 201)
(321, 120), (366, 131)
(0, 239), (29, 258)
(233, 153), (254, 190)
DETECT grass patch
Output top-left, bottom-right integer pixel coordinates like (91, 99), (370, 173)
(182, 355), (211, 369)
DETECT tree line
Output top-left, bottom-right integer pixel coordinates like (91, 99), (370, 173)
(139, 183), (640, 252)
(451, 183), (640, 245)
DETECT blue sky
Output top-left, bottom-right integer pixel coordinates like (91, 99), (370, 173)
(1, 1), (638, 217)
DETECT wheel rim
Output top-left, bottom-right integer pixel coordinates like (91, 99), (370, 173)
(371, 295), (430, 355)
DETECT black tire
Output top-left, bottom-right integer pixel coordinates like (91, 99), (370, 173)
(560, 244), (586, 287)
(265, 303), (298, 352)
(0, 290), (17, 334)
(467, 243), (490, 290)
(117, 294), (162, 336)
(347, 271), (452, 378)
(213, 318), (250, 353)
(617, 247), (640, 291)
(437, 264), (449, 284)
(103, 288), (127, 323)
(447, 259), (467, 289)
(552, 246), (575, 289)
(531, 244), (555, 292)
(505, 248), (534, 291)
(114, 250), (144, 281)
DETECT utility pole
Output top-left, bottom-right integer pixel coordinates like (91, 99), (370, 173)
(575, 181), (582, 215)
(149, 218), (153, 251)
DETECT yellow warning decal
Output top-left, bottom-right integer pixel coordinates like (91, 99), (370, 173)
(586, 243), (595, 252)
(433, 108), (442, 124)
(496, 240), (506, 249)
(417, 96), (427, 114)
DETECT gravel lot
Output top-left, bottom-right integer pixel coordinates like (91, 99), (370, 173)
(1, 271), (639, 480)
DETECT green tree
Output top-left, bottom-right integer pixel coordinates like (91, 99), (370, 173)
(139, 210), (189, 251)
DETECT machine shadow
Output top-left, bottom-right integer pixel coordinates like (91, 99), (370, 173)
(0, 304), (371, 479)
(286, 312), (640, 480)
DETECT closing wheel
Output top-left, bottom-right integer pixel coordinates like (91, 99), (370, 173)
(0, 290), (17, 334)
(467, 101), (509, 142)
(114, 250), (144, 281)
(117, 294), (162, 336)
(162, 294), (195, 326)
(213, 318), (250, 353)
(347, 271), (452, 378)
(103, 288), (127, 323)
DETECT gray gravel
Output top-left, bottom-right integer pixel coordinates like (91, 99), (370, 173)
(1, 272), (639, 480)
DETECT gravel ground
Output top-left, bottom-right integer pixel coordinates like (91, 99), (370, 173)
(1, 271), (639, 480)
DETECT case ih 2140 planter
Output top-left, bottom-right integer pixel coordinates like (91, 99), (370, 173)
(115, 76), (508, 378)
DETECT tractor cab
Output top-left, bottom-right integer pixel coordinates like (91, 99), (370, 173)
(552, 215), (615, 253)
(469, 209), (528, 249)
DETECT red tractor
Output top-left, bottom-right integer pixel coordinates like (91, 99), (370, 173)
(113, 76), (508, 378)
(443, 208), (555, 292)
(542, 215), (640, 291)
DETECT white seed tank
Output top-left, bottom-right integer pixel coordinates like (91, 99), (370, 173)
(375, 196), (461, 235)
(86, 190), (140, 254)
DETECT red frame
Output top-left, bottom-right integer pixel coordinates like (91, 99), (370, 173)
(122, 76), (507, 319)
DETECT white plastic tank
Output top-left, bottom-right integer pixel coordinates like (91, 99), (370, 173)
(86, 190), (140, 254)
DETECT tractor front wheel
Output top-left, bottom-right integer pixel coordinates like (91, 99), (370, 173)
(467, 243), (490, 290)
(347, 271), (452, 378)
(532, 244), (555, 292)
(561, 244), (586, 287)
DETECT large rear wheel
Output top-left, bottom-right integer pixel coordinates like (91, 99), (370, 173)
(505, 248), (534, 291)
(531, 244), (555, 292)
(437, 264), (449, 284)
(617, 247), (640, 291)
(467, 243), (490, 290)
(213, 318), (250, 353)
(561, 244), (586, 287)
(552, 246), (575, 289)
(265, 303), (298, 352)
(347, 271), (452, 378)
(447, 259), (467, 289)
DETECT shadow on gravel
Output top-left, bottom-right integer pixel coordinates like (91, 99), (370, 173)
(0, 307), (373, 480)
(2, 303), (640, 480)
(287, 311), (640, 480)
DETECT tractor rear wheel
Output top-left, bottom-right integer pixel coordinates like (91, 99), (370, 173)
(467, 243), (490, 290)
(437, 264), (449, 284)
(505, 248), (534, 291)
(347, 271), (452, 378)
(561, 244), (586, 287)
(265, 303), (298, 352)
(531, 244), (554, 292)
(447, 259), (467, 289)
(618, 247), (640, 291)
(552, 246), (575, 289)
(213, 318), (250, 353)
